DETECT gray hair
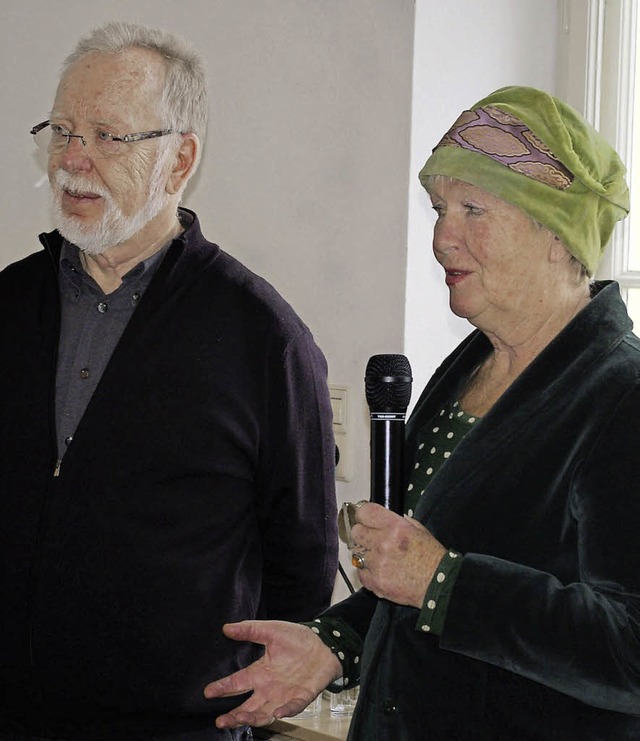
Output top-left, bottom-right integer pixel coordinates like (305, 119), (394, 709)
(61, 22), (208, 144)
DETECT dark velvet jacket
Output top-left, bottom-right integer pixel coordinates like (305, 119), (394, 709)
(325, 282), (640, 740)
(0, 210), (338, 739)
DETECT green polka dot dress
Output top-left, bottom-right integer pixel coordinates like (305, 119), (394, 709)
(405, 399), (478, 516)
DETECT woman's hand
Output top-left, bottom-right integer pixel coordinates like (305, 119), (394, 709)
(351, 503), (446, 608)
(203, 620), (342, 729)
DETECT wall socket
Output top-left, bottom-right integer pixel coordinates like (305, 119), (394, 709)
(329, 385), (352, 482)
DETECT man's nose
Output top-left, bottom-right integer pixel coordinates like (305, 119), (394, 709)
(57, 134), (92, 171)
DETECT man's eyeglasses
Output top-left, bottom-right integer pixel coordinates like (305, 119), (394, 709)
(30, 120), (181, 158)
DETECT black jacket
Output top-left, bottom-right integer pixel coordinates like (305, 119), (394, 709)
(0, 210), (338, 738)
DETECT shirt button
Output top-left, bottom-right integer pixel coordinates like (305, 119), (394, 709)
(79, 368), (90, 379)
(382, 698), (398, 715)
(64, 435), (74, 446)
(132, 291), (141, 303)
(97, 301), (108, 313)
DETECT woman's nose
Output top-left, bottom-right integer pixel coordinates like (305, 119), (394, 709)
(432, 216), (460, 257)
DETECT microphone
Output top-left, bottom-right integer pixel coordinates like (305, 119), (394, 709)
(364, 354), (412, 512)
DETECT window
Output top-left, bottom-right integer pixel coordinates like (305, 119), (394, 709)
(623, 4), (640, 325)
(580, 0), (640, 327)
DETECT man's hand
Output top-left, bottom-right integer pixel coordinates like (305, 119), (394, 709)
(204, 620), (342, 729)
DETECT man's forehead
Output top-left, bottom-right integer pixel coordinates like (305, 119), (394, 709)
(53, 49), (164, 123)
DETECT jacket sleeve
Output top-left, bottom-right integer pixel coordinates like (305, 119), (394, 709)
(439, 385), (640, 716)
(256, 329), (339, 622)
(319, 587), (380, 642)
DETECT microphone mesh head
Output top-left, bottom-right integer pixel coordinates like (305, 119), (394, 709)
(365, 354), (412, 412)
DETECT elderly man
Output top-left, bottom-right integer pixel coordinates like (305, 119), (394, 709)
(0, 22), (338, 741)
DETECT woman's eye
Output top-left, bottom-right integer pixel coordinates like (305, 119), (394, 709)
(464, 203), (484, 216)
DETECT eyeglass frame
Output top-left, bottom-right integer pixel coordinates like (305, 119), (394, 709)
(30, 120), (182, 153)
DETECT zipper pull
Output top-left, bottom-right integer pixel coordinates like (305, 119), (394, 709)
(53, 458), (62, 477)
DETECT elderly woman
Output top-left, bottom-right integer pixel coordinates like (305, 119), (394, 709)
(204, 87), (640, 739)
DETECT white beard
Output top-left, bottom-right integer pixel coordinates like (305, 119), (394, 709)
(50, 154), (172, 256)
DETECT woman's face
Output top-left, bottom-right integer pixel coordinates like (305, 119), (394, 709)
(428, 177), (558, 335)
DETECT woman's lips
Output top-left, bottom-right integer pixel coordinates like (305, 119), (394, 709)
(445, 269), (470, 286)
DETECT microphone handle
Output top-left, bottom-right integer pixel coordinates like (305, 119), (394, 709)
(370, 412), (405, 513)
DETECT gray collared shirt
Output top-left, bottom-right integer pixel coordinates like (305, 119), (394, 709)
(55, 241), (169, 458)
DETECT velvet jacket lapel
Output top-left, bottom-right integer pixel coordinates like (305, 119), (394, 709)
(406, 281), (633, 531)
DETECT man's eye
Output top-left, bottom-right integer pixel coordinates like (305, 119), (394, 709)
(96, 130), (114, 142)
(51, 124), (69, 137)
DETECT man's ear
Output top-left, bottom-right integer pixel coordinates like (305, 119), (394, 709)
(166, 133), (200, 195)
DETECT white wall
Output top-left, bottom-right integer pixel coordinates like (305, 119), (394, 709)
(406, 0), (558, 403)
(1, 0), (559, 599)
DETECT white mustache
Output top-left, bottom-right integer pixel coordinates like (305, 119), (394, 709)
(54, 170), (110, 200)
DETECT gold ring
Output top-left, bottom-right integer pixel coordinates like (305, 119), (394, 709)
(352, 552), (366, 570)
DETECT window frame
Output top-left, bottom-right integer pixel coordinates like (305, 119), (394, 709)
(586, 0), (640, 290)
(593, 0), (639, 295)
(558, 0), (638, 296)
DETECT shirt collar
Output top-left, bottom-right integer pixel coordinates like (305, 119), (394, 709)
(58, 239), (172, 299)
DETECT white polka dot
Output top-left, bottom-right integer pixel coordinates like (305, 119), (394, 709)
(407, 484), (414, 491)
(338, 651), (345, 660)
(420, 489), (425, 496)
(468, 417), (476, 423)
(311, 627), (320, 634)
(343, 676), (349, 683)
(418, 443), (425, 449)
(427, 599), (436, 609)
(449, 552), (458, 558)
(354, 656), (360, 664)
(407, 508), (414, 517)
(421, 624), (431, 632)
(439, 409), (445, 416)
(446, 432), (454, 439)
(432, 427), (439, 433)
(436, 572), (446, 583)
(426, 467), (433, 475)
(453, 401), (459, 408)
(457, 411), (464, 417)
(444, 451), (451, 459)
(430, 447), (436, 454)
(314, 619), (321, 623)
(414, 462), (420, 469)
(448, 413), (454, 419)
(332, 630), (341, 637)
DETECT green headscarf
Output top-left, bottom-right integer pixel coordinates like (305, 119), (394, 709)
(419, 86), (629, 276)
